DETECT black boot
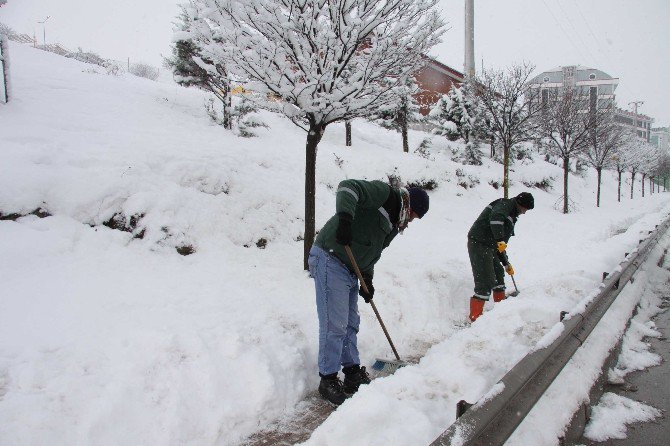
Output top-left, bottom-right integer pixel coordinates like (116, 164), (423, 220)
(343, 365), (371, 394)
(318, 373), (347, 406)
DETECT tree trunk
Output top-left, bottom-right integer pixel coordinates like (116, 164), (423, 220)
(345, 121), (352, 147)
(630, 171), (635, 199)
(617, 170), (622, 202)
(1, 35), (9, 103)
(596, 167), (602, 207)
(490, 136), (495, 158)
(401, 119), (409, 153)
(304, 124), (325, 270)
(398, 102), (409, 153)
(650, 176), (654, 194)
(641, 173), (646, 197)
(563, 156), (570, 214)
(222, 85), (232, 130)
(503, 145), (510, 199)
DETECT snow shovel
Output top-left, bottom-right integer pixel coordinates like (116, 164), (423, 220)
(501, 251), (520, 297)
(508, 275), (520, 297)
(344, 245), (408, 374)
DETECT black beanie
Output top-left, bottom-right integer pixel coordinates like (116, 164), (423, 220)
(515, 192), (534, 210)
(408, 187), (429, 218)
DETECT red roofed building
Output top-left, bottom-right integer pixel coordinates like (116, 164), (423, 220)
(413, 57), (464, 115)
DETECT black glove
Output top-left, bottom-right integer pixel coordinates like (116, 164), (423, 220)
(358, 276), (374, 303)
(335, 212), (353, 245)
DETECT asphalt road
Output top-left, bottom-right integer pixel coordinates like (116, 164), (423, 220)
(579, 293), (670, 446)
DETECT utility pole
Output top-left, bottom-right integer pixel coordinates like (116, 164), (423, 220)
(628, 100), (644, 115)
(37, 16), (50, 46)
(464, 0), (475, 79)
(628, 100), (646, 140)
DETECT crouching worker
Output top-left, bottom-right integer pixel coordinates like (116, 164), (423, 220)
(308, 179), (429, 405)
(466, 192), (534, 322)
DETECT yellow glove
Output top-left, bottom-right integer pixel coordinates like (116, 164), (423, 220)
(506, 264), (515, 276)
(497, 241), (507, 253)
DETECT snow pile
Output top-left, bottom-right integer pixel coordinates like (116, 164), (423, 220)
(1, 42), (670, 446)
(505, 231), (670, 445)
(583, 392), (661, 441)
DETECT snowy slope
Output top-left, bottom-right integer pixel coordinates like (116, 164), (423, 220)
(1, 42), (670, 446)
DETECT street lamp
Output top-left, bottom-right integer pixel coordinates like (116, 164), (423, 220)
(37, 16), (50, 46)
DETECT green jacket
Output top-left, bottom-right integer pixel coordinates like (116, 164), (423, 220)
(467, 197), (520, 247)
(314, 179), (399, 278)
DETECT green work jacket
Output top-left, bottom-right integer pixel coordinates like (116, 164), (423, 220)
(314, 179), (399, 278)
(467, 197), (520, 247)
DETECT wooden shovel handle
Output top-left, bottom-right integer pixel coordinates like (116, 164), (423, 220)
(344, 245), (401, 361)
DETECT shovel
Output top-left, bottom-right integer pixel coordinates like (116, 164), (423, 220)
(501, 251), (520, 297)
(508, 275), (520, 297)
(344, 245), (408, 374)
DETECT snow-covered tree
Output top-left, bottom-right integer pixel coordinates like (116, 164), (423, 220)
(611, 130), (638, 202)
(183, 0), (445, 269)
(624, 136), (654, 199)
(536, 88), (609, 213)
(372, 76), (423, 153)
(639, 142), (662, 197)
(655, 153), (670, 192)
(475, 63), (542, 197)
(429, 80), (481, 164)
(430, 81), (476, 142)
(166, 7), (232, 129)
(231, 96), (268, 137)
(582, 108), (624, 207)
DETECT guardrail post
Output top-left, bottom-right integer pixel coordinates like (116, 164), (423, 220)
(456, 400), (472, 419)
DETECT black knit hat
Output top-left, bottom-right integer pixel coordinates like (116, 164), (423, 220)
(408, 187), (429, 218)
(515, 192), (534, 210)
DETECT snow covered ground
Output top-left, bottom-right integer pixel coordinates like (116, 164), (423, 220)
(1, 42), (670, 446)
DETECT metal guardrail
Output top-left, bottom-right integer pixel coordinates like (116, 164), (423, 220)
(430, 215), (670, 446)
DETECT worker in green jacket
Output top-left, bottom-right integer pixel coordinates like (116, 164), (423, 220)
(308, 179), (429, 405)
(467, 192), (534, 322)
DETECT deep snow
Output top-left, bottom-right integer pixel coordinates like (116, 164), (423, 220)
(1, 42), (670, 446)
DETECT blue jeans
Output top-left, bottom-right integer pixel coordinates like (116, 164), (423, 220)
(308, 245), (361, 375)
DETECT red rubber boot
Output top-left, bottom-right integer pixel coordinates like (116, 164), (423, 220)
(469, 296), (485, 322)
(493, 290), (506, 302)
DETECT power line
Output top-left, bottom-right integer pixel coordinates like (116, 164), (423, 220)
(539, 0), (592, 66)
(570, 0), (639, 105)
(554, 0), (603, 68)
(571, 0), (613, 61)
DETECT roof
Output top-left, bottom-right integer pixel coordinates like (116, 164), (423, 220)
(529, 65), (619, 86)
(420, 55), (465, 83)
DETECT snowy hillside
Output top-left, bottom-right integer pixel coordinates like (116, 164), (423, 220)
(1, 42), (669, 446)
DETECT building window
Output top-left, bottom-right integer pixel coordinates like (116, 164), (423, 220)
(543, 76), (549, 83)
(542, 89), (549, 106)
(589, 73), (596, 80)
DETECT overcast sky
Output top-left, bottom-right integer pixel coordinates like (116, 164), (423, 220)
(2, 0), (669, 124)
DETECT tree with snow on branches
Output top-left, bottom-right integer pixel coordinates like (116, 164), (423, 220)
(372, 76), (424, 153)
(429, 80), (482, 165)
(181, 0), (445, 269)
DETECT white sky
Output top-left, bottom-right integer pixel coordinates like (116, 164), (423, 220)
(1, 0), (669, 124)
